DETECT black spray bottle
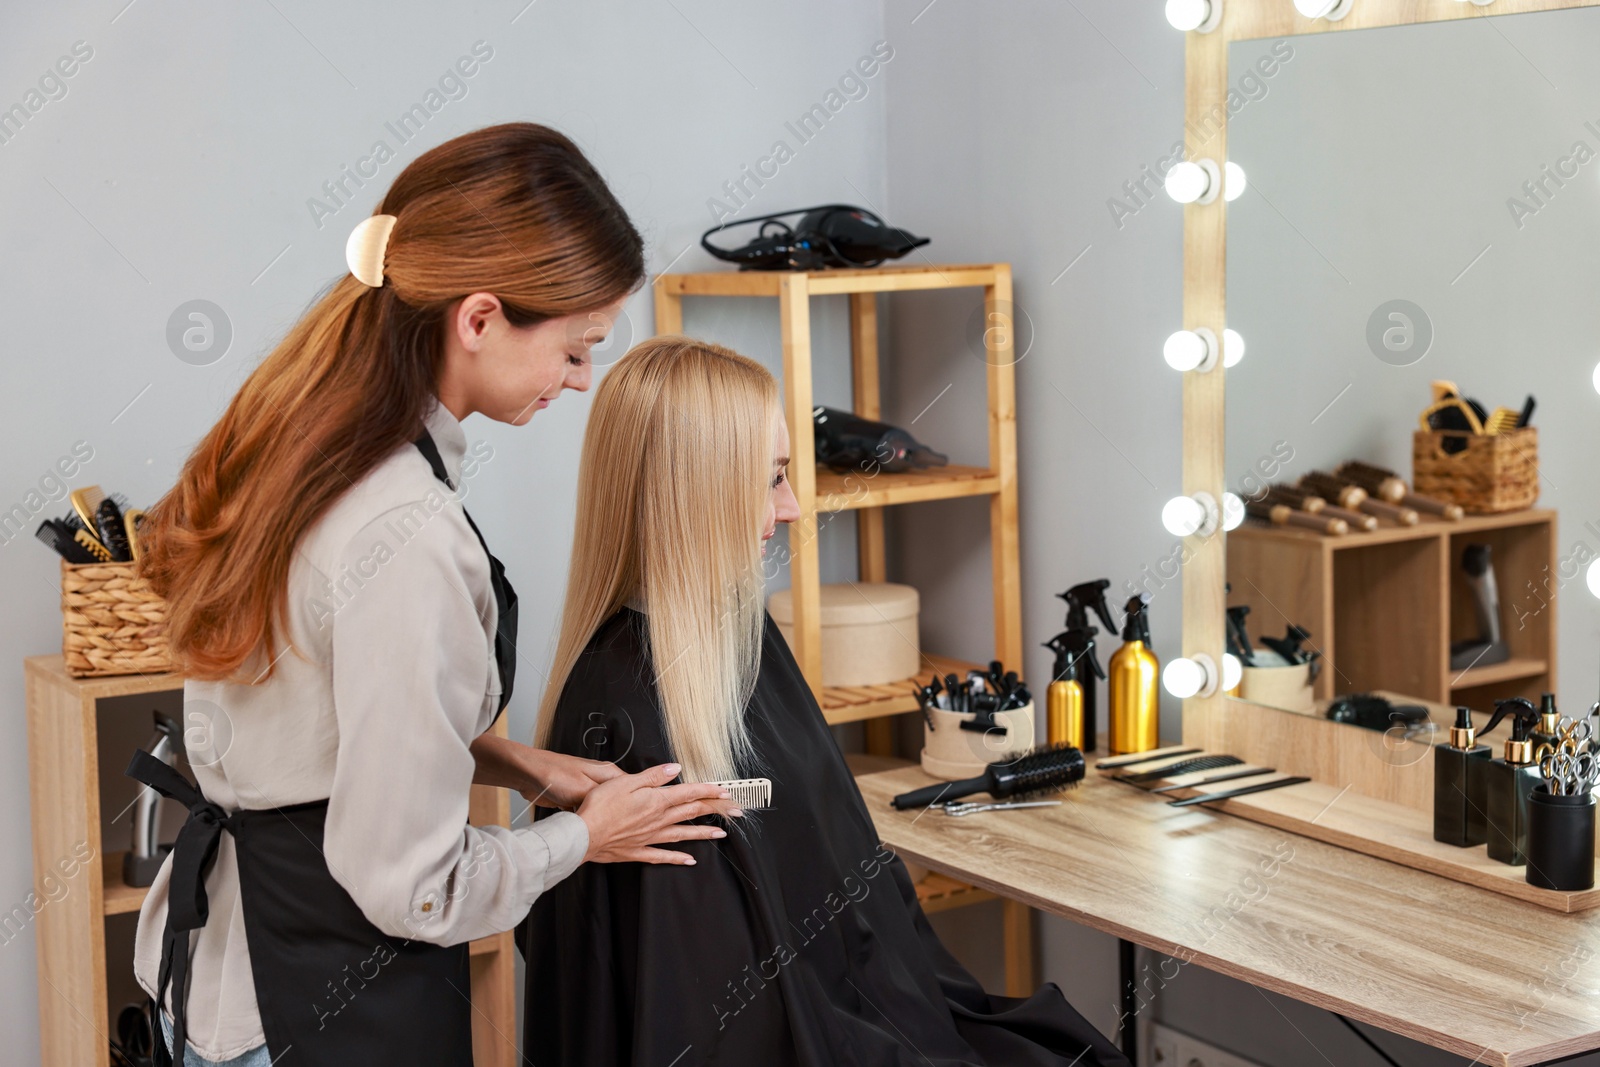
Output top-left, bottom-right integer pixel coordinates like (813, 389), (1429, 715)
(1480, 697), (1542, 865)
(1057, 580), (1116, 753)
(1433, 707), (1492, 847)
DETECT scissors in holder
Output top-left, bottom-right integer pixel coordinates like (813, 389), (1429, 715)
(1540, 750), (1600, 796)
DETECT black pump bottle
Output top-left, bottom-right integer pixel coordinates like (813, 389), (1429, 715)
(1433, 706), (1492, 847)
(1480, 697), (1542, 865)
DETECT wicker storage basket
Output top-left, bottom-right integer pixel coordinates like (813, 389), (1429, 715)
(60, 560), (172, 677)
(1412, 427), (1538, 514)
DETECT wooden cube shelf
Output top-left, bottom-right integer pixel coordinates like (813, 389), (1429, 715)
(1227, 509), (1556, 707)
(24, 655), (519, 1067)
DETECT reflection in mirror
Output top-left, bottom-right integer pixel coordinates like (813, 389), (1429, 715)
(1224, 11), (1600, 737)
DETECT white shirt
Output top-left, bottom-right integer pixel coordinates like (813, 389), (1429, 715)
(133, 402), (588, 1060)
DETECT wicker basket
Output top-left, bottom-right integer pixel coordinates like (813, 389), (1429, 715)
(1412, 427), (1539, 514)
(60, 560), (172, 677)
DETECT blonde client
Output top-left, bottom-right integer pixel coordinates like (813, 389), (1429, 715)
(520, 336), (1128, 1066)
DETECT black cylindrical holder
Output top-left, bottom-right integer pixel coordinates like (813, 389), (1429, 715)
(1526, 786), (1596, 892)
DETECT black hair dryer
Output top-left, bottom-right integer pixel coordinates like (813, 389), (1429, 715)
(1450, 543), (1510, 671)
(123, 712), (181, 888)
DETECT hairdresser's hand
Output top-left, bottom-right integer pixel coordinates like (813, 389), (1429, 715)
(469, 735), (623, 810)
(577, 763), (744, 866)
(519, 749), (625, 810)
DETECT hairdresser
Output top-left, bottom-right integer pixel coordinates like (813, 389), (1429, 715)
(128, 123), (737, 1067)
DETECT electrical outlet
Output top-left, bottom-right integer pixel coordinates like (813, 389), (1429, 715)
(1144, 1022), (1266, 1067)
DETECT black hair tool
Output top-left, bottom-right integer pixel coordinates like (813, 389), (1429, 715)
(812, 406), (948, 475)
(701, 204), (929, 271)
(1450, 544), (1510, 671)
(95, 496), (132, 562)
(1259, 624), (1313, 665)
(914, 678), (939, 732)
(1225, 604), (1255, 667)
(1325, 693), (1429, 732)
(35, 519), (100, 563)
(1058, 581), (1116, 753)
(890, 744), (1085, 810)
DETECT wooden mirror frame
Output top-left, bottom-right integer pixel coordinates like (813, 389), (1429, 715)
(1178, 0), (1600, 753)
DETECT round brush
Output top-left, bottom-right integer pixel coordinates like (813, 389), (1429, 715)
(1244, 497), (1347, 535)
(1301, 471), (1418, 525)
(1263, 484), (1376, 532)
(890, 743), (1085, 810)
(1334, 461), (1464, 520)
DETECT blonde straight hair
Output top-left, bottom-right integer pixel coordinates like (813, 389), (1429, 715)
(536, 336), (781, 783)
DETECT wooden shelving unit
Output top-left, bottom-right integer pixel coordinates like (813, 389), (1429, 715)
(654, 262), (1032, 995)
(1226, 509), (1556, 706)
(24, 655), (519, 1067)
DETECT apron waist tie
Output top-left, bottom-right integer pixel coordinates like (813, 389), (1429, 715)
(126, 749), (234, 1067)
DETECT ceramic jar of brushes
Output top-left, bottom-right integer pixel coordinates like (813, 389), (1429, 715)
(921, 702), (1035, 780)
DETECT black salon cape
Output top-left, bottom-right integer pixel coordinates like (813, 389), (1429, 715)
(519, 608), (1129, 1067)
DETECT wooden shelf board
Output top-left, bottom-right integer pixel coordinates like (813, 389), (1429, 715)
(1155, 775), (1598, 912)
(1231, 508), (1555, 550)
(1449, 656), (1549, 690)
(25, 654), (181, 701)
(820, 654), (981, 726)
(657, 263), (1002, 299)
(915, 872), (998, 914)
(103, 852), (147, 916)
(813, 464), (1000, 511)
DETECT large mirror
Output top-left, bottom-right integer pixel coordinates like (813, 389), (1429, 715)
(1224, 8), (1600, 730)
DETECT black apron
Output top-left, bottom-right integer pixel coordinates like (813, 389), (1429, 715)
(128, 430), (518, 1066)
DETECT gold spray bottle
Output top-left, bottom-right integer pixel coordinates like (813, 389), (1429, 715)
(1109, 594), (1160, 755)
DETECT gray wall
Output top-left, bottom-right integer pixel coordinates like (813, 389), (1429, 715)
(0, 0), (890, 1055)
(878, 0), (1185, 1045)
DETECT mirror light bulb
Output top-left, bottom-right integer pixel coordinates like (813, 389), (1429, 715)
(1223, 328), (1245, 368)
(1222, 492), (1245, 531)
(1591, 359), (1600, 395)
(1164, 330), (1206, 372)
(1293, 0), (1352, 18)
(1165, 161), (1211, 204)
(1163, 658), (1204, 699)
(1587, 558), (1600, 600)
(1224, 161), (1247, 201)
(1163, 655), (1219, 699)
(1164, 0), (1220, 31)
(1162, 496), (1205, 538)
(1222, 653), (1243, 691)
(1165, 0), (1209, 30)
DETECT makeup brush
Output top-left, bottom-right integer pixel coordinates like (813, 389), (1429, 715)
(889, 744), (1085, 809)
(1245, 498), (1347, 535)
(1264, 484), (1376, 532)
(1334, 461), (1464, 520)
(1300, 471), (1418, 526)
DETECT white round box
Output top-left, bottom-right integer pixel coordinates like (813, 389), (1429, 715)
(768, 582), (920, 688)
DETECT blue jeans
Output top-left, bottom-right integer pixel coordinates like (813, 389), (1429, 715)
(161, 1014), (272, 1067)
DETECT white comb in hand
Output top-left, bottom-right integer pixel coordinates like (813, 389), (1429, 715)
(710, 778), (772, 810)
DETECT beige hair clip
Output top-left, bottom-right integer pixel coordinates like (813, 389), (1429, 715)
(345, 213), (398, 288)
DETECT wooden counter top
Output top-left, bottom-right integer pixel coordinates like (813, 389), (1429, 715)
(859, 766), (1600, 1067)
